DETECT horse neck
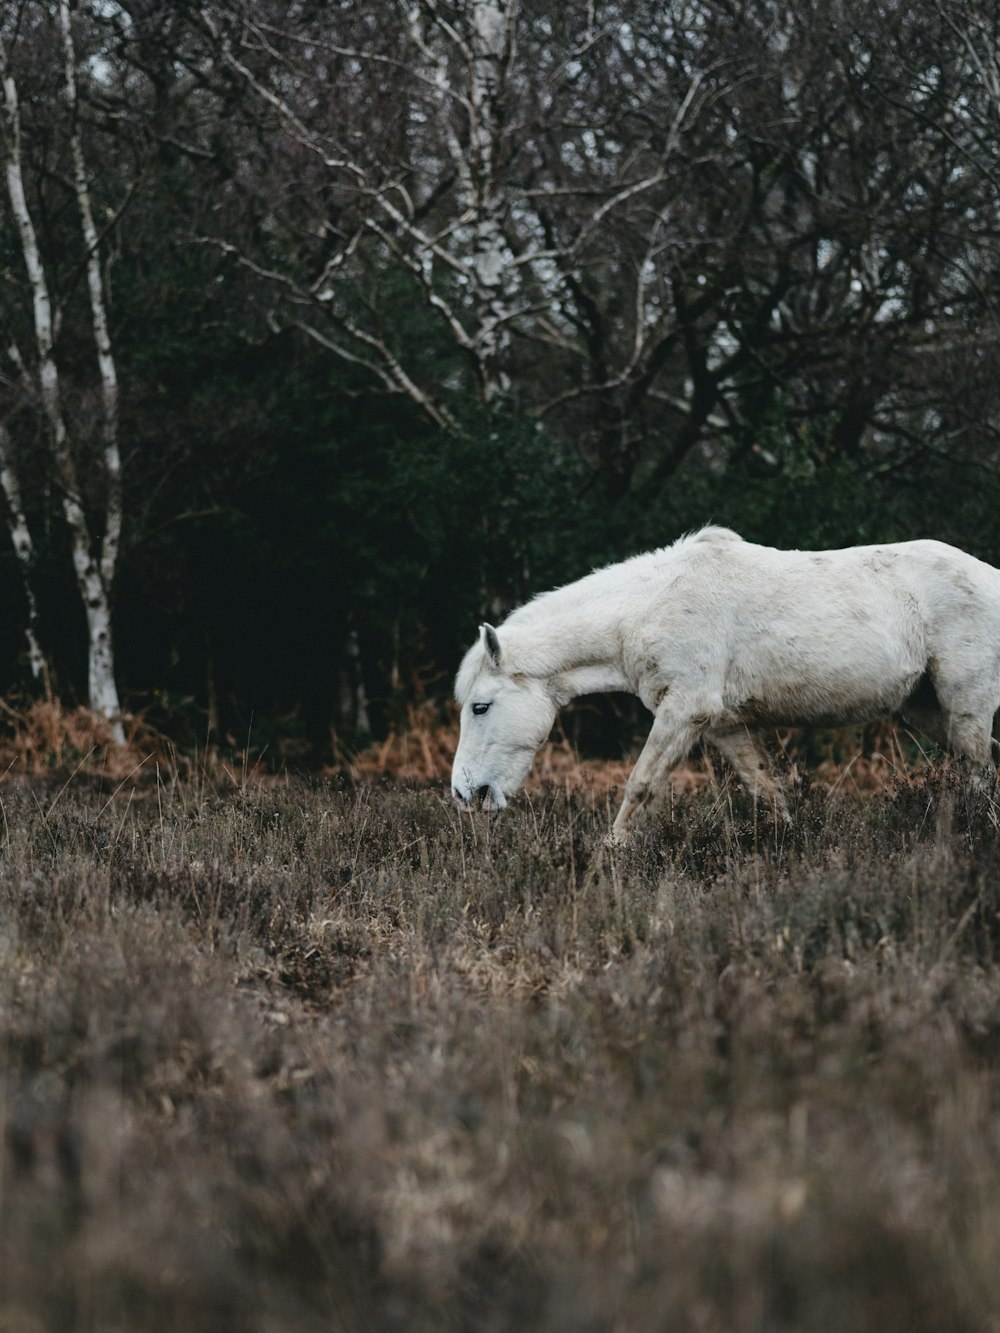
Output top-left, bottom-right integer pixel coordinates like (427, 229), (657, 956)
(504, 595), (631, 702)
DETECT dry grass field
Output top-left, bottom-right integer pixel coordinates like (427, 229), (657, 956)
(2, 719), (1000, 1331)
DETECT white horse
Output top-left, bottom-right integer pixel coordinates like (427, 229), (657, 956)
(451, 527), (1000, 840)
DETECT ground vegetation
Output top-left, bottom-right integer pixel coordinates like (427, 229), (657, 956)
(2, 749), (1000, 1330)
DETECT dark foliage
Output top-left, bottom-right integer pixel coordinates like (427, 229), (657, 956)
(1, 0), (1000, 747)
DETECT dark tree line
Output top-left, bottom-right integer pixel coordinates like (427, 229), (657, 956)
(1, 0), (999, 756)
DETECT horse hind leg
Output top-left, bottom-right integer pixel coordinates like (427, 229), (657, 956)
(708, 728), (792, 825)
(946, 713), (997, 794)
(927, 669), (997, 780)
(905, 669), (998, 797)
(924, 675), (999, 813)
(935, 712), (1000, 834)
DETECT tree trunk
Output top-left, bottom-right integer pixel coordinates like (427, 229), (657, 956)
(1, 16), (125, 743)
(59, 0), (125, 742)
(0, 422), (48, 685)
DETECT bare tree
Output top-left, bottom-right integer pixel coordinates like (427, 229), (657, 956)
(184, 1), (717, 438)
(171, 1), (1000, 503)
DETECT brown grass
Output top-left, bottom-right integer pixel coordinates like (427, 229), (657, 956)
(1, 752), (999, 1331)
(345, 699), (935, 799)
(0, 695), (936, 804)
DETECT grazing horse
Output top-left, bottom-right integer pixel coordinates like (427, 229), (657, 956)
(451, 527), (1000, 841)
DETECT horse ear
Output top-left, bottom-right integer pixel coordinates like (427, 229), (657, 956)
(481, 623), (502, 669)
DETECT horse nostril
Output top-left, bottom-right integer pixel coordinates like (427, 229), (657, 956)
(452, 784), (493, 810)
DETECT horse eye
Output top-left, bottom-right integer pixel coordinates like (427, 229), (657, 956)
(472, 702), (492, 716)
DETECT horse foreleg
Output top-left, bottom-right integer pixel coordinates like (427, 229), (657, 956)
(609, 704), (706, 844)
(708, 727), (791, 824)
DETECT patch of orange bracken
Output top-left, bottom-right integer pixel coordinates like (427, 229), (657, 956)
(344, 703), (934, 798)
(345, 701), (459, 786)
(0, 695), (175, 780)
(0, 692), (938, 798)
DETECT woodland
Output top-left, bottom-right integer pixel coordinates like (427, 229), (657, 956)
(6, 8), (1000, 1329)
(1, 0), (999, 759)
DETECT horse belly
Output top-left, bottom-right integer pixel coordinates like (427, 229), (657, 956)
(722, 611), (925, 729)
(728, 668), (923, 729)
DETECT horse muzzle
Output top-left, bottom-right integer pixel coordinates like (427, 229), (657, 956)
(452, 783), (506, 813)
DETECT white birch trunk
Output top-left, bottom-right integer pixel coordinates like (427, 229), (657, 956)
(58, 0), (124, 741)
(467, 0), (516, 401)
(0, 422), (48, 685)
(401, 0), (520, 404)
(59, 0), (123, 591)
(0, 24), (125, 743)
(337, 629), (371, 737)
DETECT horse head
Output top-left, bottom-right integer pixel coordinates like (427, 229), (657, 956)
(451, 624), (557, 811)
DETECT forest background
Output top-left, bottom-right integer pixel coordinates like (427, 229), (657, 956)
(1, 0), (999, 766)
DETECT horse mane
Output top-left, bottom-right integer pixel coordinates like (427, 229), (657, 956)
(512, 527), (744, 623)
(678, 525), (743, 546)
(455, 640), (489, 703)
(455, 527), (747, 691)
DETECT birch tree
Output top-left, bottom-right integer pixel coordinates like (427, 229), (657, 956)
(0, 2), (125, 741)
(0, 419), (46, 683)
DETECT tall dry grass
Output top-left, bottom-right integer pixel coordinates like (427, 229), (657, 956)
(0, 740), (998, 1330)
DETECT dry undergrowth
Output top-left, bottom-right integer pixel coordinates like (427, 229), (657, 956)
(0, 767), (999, 1331)
(0, 695), (937, 805)
(0, 695), (175, 780)
(345, 698), (934, 798)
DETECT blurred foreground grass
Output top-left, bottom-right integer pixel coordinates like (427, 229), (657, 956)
(1, 768), (999, 1331)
